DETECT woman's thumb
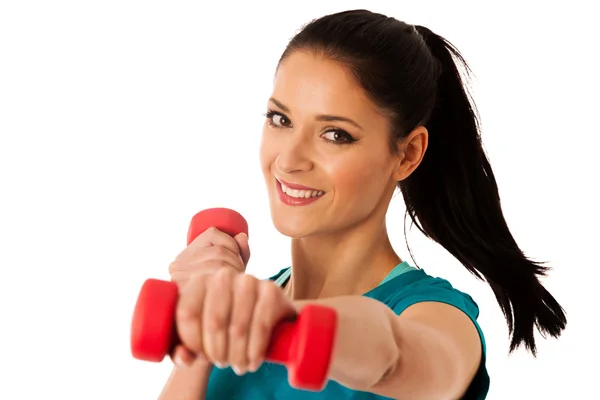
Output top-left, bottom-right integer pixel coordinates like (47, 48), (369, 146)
(234, 232), (251, 266)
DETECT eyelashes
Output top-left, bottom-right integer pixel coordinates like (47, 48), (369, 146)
(264, 109), (291, 128)
(263, 109), (358, 145)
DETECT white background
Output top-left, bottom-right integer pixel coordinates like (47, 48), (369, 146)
(1, 1), (598, 398)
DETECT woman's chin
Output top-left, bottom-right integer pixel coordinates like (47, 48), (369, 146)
(269, 209), (317, 239)
(271, 218), (310, 239)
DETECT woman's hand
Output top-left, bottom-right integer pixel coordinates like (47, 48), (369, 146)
(168, 227), (250, 288)
(172, 268), (297, 375)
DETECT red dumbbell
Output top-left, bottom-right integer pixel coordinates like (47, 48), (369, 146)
(130, 208), (338, 391)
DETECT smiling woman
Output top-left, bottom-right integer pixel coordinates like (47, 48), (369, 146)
(158, 8), (566, 400)
(261, 56), (403, 241)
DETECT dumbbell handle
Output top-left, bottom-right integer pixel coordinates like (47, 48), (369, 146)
(130, 208), (337, 391)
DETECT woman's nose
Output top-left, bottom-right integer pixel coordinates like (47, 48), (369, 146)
(275, 136), (314, 175)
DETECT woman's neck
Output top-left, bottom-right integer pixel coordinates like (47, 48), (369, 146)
(285, 221), (402, 300)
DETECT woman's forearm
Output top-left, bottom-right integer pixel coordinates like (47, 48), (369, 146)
(294, 296), (480, 399)
(294, 296), (399, 391)
(158, 360), (213, 400)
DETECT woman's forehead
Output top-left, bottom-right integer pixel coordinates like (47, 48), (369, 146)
(272, 51), (380, 119)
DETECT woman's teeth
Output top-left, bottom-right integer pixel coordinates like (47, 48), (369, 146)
(281, 183), (324, 199)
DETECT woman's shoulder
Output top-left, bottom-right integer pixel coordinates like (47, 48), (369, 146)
(268, 265), (480, 322)
(365, 268), (481, 319)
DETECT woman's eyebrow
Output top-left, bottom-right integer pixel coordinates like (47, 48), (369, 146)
(269, 97), (364, 130)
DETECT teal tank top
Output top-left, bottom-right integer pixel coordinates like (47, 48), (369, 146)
(206, 262), (490, 399)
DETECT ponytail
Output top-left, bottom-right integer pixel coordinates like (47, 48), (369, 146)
(279, 9), (566, 355)
(403, 25), (567, 354)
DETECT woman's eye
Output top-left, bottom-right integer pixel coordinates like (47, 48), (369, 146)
(274, 114), (290, 126)
(322, 129), (356, 144)
(267, 111), (291, 127)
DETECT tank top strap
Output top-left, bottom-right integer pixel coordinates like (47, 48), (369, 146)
(273, 267), (292, 287)
(273, 261), (415, 288)
(378, 261), (417, 286)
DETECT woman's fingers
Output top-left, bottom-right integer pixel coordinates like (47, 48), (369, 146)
(168, 226), (248, 288)
(170, 244), (244, 277)
(171, 344), (197, 368)
(201, 268), (236, 367)
(175, 272), (210, 356)
(191, 228), (247, 271)
(169, 257), (240, 287)
(192, 226), (244, 253)
(227, 274), (259, 375)
(233, 232), (251, 267)
(175, 271), (297, 375)
(247, 281), (297, 372)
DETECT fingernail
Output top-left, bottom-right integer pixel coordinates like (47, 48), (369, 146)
(215, 362), (226, 369)
(232, 366), (243, 375)
(196, 351), (206, 362)
(174, 354), (187, 368)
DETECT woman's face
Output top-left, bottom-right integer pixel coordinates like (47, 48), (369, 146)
(259, 50), (402, 238)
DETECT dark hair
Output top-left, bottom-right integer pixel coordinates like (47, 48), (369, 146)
(278, 9), (566, 355)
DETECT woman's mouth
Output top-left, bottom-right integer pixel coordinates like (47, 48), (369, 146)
(275, 177), (325, 206)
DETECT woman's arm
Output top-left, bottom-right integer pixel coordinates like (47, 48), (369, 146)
(294, 296), (482, 399)
(158, 359), (213, 400)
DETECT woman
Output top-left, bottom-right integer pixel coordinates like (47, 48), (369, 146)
(159, 9), (566, 399)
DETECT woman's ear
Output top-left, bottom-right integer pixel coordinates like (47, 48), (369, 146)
(392, 126), (429, 182)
